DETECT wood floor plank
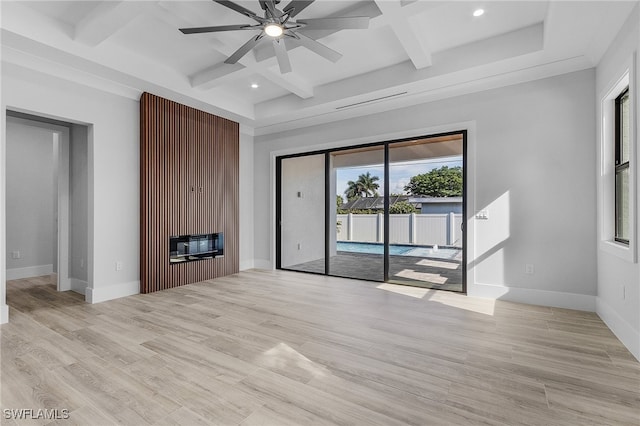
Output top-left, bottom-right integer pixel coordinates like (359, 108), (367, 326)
(52, 359), (157, 425)
(239, 368), (408, 426)
(306, 368), (481, 425)
(141, 333), (260, 385)
(239, 402), (336, 426)
(300, 340), (452, 401)
(2, 272), (638, 426)
(46, 405), (116, 426)
(152, 407), (212, 426)
(545, 383), (640, 425)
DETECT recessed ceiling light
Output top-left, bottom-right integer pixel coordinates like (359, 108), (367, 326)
(264, 23), (284, 38)
(473, 9), (485, 17)
(250, 83), (259, 89)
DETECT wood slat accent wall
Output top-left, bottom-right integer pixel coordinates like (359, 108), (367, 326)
(140, 93), (239, 293)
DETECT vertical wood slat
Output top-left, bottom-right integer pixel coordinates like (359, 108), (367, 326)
(140, 93), (239, 294)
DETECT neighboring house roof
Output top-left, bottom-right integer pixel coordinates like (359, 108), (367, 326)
(340, 196), (462, 210)
(408, 197), (462, 204)
(341, 195), (409, 210)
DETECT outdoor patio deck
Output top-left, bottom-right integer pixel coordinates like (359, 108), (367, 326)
(286, 251), (463, 292)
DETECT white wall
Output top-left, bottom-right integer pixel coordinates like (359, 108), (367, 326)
(1, 60), (5, 323)
(2, 66), (139, 304)
(239, 129), (255, 271)
(595, 5), (640, 361)
(52, 132), (58, 274)
(5, 118), (55, 279)
(1, 64), (256, 316)
(280, 154), (325, 268)
(255, 68), (597, 311)
(69, 124), (88, 290)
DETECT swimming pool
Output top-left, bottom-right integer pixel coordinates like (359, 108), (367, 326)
(336, 241), (460, 260)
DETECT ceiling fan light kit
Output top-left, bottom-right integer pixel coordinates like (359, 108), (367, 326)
(179, 0), (370, 74)
(264, 23), (284, 37)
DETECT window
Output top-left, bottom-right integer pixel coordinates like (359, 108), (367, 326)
(615, 87), (630, 244)
(600, 66), (635, 262)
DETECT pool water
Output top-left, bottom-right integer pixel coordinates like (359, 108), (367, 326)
(336, 242), (412, 255)
(336, 242), (460, 260)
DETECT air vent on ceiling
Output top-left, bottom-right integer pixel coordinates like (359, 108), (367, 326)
(335, 92), (408, 110)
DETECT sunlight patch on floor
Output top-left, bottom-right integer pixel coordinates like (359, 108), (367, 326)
(427, 292), (496, 316)
(376, 283), (433, 299)
(415, 259), (459, 269)
(396, 269), (448, 284)
(258, 343), (328, 378)
(376, 282), (496, 315)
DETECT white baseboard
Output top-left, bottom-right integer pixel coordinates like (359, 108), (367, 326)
(86, 280), (140, 304)
(597, 297), (640, 361)
(0, 303), (8, 324)
(69, 278), (88, 296)
(253, 259), (273, 270)
(57, 273), (73, 292)
(6, 264), (53, 280)
(240, 259), (255, 271)
(468, 282), (597, 312)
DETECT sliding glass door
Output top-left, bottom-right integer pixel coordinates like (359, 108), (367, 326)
(329, 146), (385, 282)
(387, 136), (464, 291)
(277, 131), (466, 293)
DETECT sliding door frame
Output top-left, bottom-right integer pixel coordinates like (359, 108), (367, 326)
(275, 157), (282, 270)
(384, 143), (390, 282)
(276, 130), (468, 293)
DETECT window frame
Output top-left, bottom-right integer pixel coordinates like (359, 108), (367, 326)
(598, 58), (636, 264)
(614, 87), (630, 245)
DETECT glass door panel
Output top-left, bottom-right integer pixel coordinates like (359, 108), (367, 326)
(330, 146), (385, 281)
(387, 135), (464, 291)
(280, 154), (325, 273)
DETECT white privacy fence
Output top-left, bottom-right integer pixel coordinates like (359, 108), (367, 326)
(337, 213), (463, 247)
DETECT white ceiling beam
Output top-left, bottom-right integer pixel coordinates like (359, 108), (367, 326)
(374, 0), (432, 69)
(255, 23), (546, 121)
(261, 69), (314, 99)
(190, 63), (250, 90)
(155, 1), (314, 99)
(1, 4), (256, 121)
(543, 1), (637, 66)
(74, 1), (154, 46)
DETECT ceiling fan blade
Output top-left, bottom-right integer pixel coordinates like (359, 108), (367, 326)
(295, 32), (342, 63)
(214, 0), (263, 22)
(283, 0), (314, 18)
(260, 0), (282, 18)
(273, 39), (292, 73)
(179, 24), (260, 34)
(225, 34), (264, 64)
(297, 17), (369, 31)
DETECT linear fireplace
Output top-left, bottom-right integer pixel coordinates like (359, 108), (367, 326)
(169, 233), (224, 263)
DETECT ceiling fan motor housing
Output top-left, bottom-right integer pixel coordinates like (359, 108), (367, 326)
(260, 0), (281, 10)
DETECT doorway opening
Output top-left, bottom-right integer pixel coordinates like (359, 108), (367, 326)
(5, 111), (89, 309)
(276, 131), (466, 292)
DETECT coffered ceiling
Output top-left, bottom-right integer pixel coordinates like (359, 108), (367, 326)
(1, 1), (636, 135)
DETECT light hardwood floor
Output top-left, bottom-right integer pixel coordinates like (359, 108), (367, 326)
(2, 270), (639, 425)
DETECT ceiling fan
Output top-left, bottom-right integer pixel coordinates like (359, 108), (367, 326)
(179, 0), (370, 74)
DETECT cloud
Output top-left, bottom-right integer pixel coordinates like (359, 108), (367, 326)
(335, 156), (463, 196)
(391, 177), (410, 194)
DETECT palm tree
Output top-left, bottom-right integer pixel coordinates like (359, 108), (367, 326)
(345, 180), (364, 200)
(344, 172), (380, 200)
(357, 172), (380, 197)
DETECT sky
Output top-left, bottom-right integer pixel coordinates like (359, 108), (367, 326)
(336, 156), (463, 198)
